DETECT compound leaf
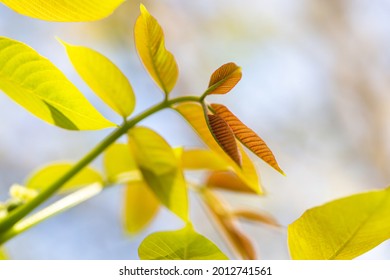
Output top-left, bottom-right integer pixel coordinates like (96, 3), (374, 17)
(205, 62), (242, 95)
(0, 0), (125, 21)
(124, 181), (160, 234)
(175, 103), (262, 194)
(0, 37), (115, 130)
(138, 224), (228, 260)
(128, 127), (188, 221)
(211, 103), (284, 174)
(26, 162), (103, 193)
(61, 41), (135, 118)
(134, 4), (178, 95)
(288, 187), (390, 260)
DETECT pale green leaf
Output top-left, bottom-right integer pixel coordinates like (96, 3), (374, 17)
(0, 37), (115, 130)
(26, 162), (103, 193)
(0, 0), (125, 22)
(288, 187), (390, 260)
(139, 224), (229, 260)
(103, 143), (141, 184)
(134, 4), (178, 95)
(128, 127), (188, 221)
(174, 102), (262, 194)
(60, 40), (135, 117)
(0, 248), (7, 260)
(124, 181), (160, 234)
(180, 149), (230, 170)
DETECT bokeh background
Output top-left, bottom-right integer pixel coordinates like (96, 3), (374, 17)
(1, 0), (390, 259)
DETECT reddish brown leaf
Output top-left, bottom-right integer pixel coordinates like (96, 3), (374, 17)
(233, 209), (280, 227)
(211, 103), (284, 175)
(206, 171), (257, 194)
(207, 114), (241, 167)
(206, 62), (242, 95)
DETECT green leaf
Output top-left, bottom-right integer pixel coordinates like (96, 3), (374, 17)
(0, 37), (115, 130)
(134, 4), (179, 95)
(288, 187), (390, 260)
(60, 40), (135, 117)
(103, 143), (141, 184)
(26, 162), (103, 193)
(138, 224), (229, 260)
(0, 0), (125, 22)
(124, 181), (160, 234)
(0, 248), (7, 260)
(128, 127), (188, 221)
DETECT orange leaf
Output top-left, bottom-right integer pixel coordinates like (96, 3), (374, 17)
(211, 103), (284, 175)
(205, 63), (242, 95)
(207, 114), (241, 167)
(206, 171), (257, 194)
(233, 209), (280, 227)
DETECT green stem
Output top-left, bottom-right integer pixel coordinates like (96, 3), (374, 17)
(0, 96), (200, 235)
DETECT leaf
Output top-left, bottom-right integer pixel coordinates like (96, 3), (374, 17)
(134, 4), (178, 95)
(206, 171), (257, 193)
(0, 37), (115, 130)
(103, 143), (141, 184)
(211, 104), (284, 174)
(60, 41), (135, 118)
(128, 127), (188, 220)
(174, 102), (262, 194)
(139, 224), (229, 260)
(207, 114), (241, 166)
(288, 187), (390, 260)
(180, 149), (230, 170)
(0, 0), (125, 22)
(0, 248), (7, 260)
(26, 162), (103, 193)
(233, 209), (280, 227)
(205, 62), (242, 95)
(123, 181), (160, 234)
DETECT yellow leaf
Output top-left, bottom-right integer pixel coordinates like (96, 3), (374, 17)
(0, 248), (7, 260)
(211, 103), (284, 174)
(0, 37), (115, 130)
(123, 181), (160, 234)
(174, 102), (262, 194)
(26, 162), (103, 193)
(207, 114), (241, 166)
(60, 41), (135, 118)
(0, 0), (125, 21)
(288, 187), (390, 260)
(205, 62), (242, 95)
(181, 149), (230, 170)
(103, 143), (141, 184)
(134, 4), (179, 95)
(206, 171), (258, 194)
(128, 126), (188, 220)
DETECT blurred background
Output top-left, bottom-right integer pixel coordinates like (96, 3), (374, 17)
(1, 0), (390, 259)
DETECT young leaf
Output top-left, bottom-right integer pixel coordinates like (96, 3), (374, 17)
(0, 0), (125, 22)
(138, 224), (229, 260)
(233, 209), (280, 227)
(205, 62), (242, 96)
(128, 127), (188, 221)
(0, 37), (115, 130)
(180, 149), (230, 170)
(124, 181), (160, 234)
(211, 104), (284, 174)
(207, 114), (242, 167)
(174, 103), (262, 194)
(134, 4), (179, 95)
(206, 171), (259, 194)
(60, 41), (135, 118)
(26, 162), (103, 193)
(288, 187), (390, 260)
(103, 143), (141, 184)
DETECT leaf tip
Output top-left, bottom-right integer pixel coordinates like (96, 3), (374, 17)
(139, 4), (148, 15)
